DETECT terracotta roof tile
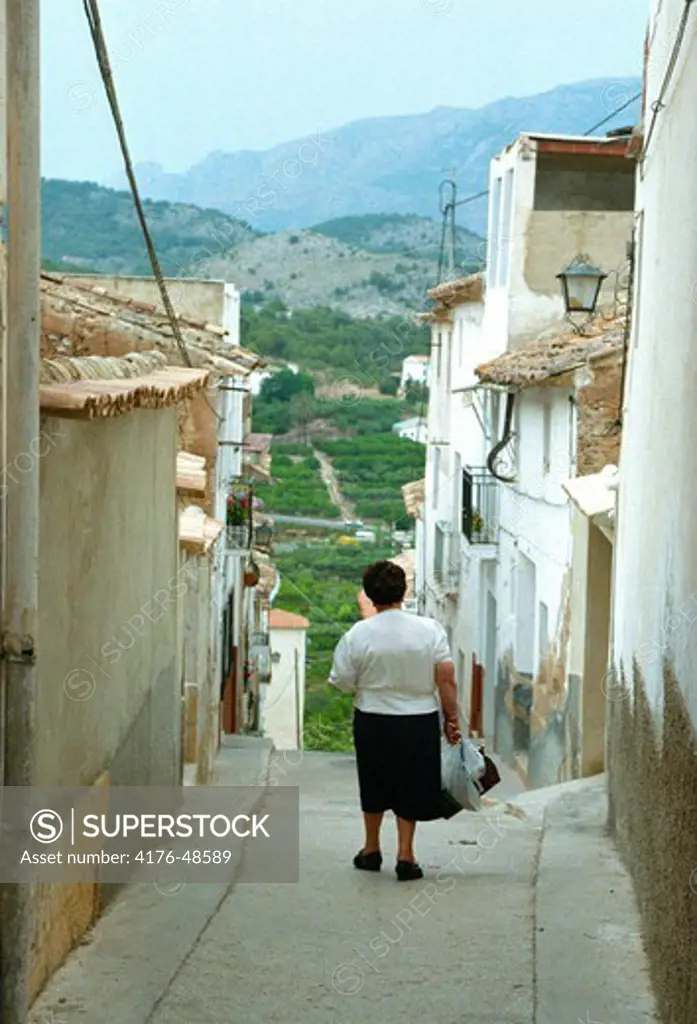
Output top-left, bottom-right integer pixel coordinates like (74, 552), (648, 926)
(177, 451), (207, 497)
(39, 352), (210, 419)
(475, 311), (627, 389)
(255, 554), (279, 602)
(402, 478), (426, 518)
(427, 273), (484, 305)
(179, 506), (224, 554)
(40, 273), (265, 377)
(269, 608), (310, 630)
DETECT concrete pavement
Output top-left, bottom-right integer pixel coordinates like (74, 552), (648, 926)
(30, 742), (657, 1024)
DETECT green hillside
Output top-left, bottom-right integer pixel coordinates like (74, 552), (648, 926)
(41, 178), (255, 277)
(311, 212), (482, 270)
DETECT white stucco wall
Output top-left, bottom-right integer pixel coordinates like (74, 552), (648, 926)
(262, 627), (307, 751)
(394, 418), (427, 443)
(612, 0), (697, 725)
(63, 274), (228, 327)
(249, 369), (272, 396)
(423, 300), (493, 719)
(400, 356), (430, 390)
(38, 409), (181, 787)
(496, 388), (573, 668)
(483, 138), (635, 351)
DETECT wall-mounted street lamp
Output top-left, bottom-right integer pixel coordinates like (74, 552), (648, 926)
(557, 254), (607, 332)
(255, 521), (273, 551)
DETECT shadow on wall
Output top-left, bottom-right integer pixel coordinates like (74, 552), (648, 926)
(607, 661), (697, 1024)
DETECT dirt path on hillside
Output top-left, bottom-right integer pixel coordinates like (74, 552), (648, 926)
(313, 448), (356, 521)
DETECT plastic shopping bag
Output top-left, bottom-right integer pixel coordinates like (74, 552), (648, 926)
(440, 738), (486, 818)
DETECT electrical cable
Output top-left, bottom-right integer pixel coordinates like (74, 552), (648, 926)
(82, 0), (193, 369)
(640, 0), (695, 172)
(583, 90), (642, 137)
(435, 93), (645, 278)
(452, 188), (490, 209)
(81, 0), (226, 427)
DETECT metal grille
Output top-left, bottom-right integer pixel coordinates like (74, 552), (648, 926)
(462, 468), (499, 545)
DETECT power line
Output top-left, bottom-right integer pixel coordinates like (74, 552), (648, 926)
(436, 94), (645, 279)
(640, 0), (695, 172)
(583, 90), (642, 137)
(82, 0), (195, 374)
(453, 188), (490, 209)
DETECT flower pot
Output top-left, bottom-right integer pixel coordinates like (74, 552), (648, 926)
(244, 566), (260, 587)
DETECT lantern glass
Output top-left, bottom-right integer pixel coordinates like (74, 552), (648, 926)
(557, 255), (607, 315)
(255, 523), (273, 549)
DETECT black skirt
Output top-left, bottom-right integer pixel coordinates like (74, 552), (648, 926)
(353, 708), (442, 822)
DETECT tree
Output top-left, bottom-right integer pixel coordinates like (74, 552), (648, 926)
(290, 392), (317, 444)
(405, 380), (429, 407)
(379, 376), (400, 396)
(260, 368), (315, 404)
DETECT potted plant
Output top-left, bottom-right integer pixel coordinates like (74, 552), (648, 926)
(227, 490), (250, 549)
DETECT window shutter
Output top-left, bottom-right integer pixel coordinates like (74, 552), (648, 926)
(462, 468), (473, 541)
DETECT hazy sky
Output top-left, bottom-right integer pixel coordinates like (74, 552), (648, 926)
(41, 0), (648, 184)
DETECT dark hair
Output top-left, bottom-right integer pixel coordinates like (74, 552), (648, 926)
(362, 561), (406, 607)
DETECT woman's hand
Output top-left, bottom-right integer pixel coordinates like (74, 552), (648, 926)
(444, 715), (461, 746)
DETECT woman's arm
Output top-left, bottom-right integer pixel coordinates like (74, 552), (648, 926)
(432, 622), (461, 743)
(435, 661), (461, 744)
(328, 632), (358, 693)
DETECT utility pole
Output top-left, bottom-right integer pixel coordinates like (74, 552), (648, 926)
(0, 1), (41, 1021)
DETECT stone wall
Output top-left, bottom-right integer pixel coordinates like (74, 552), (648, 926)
(495, 574), (582, 790)
(607, 662), (697, 1024)
(575, 349), (623, 475)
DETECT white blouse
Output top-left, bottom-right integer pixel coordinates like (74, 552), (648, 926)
(328, 609), (452, 715)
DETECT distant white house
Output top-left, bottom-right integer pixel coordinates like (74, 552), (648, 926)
(399, 354), (430, 394)
(393, 417), (428, 444)
(260, 609), (310, 751)
(249, 369), (272, 396)
(248, 361), (299, 396)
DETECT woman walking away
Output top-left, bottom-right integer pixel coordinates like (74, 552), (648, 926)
(329, 560), (461, 882)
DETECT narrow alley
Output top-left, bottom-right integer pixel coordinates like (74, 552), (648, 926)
(1, 1), (696, 1022)
(29, 742), (656, 1024)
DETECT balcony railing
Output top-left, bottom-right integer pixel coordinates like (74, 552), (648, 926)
(462, 468), (499, 545)
(226, 482), (254, 553)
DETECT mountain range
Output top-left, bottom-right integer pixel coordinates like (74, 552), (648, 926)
(119, 77), (641, 235)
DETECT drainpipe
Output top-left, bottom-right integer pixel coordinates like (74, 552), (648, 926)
(0, 1), (41, 1021)
(486, 390), (517, 483)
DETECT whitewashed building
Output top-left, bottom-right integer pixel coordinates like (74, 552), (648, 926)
(260, 609), (310, 751)
(419, 130), (635, 782)
(399, 353), (430, 393)
(474, 317), (624, 784)
(602, 6), (697, 1022)
(392, 416), (428, 444)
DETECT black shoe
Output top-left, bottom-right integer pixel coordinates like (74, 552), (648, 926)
(396, 860), (423, 881)
(353, 849), (382, 872)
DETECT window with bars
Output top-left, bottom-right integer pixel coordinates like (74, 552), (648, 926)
(462, 467), (499, 544)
